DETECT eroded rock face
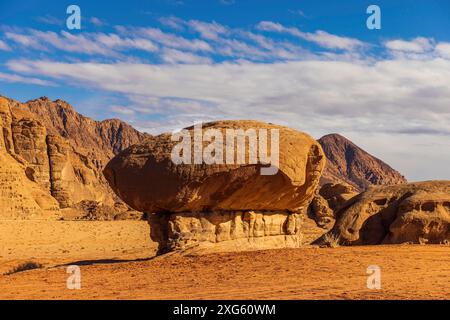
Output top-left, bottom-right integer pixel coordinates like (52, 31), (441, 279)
(105, 120), (326, 213)
(0, 95), (147, 219)
(310, 183), (358, 228)
(11, 119), (51, 190)
(0, 152), (59, 219)
(321, 181), (450, 245)
(149, 211), (303, 253)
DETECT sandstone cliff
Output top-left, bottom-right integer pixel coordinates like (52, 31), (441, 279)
(319, 133), (407, 191)
(0, 95), (147, 219)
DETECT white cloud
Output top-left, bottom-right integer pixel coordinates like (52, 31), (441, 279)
(90, 17), (107, 27)
(435, 42), (450, 59)
(96, 33), (158, 52)
(0, 72), (53, 86)
(36, 15), (63, 26)
(2, 21), (364, 62)
(125, 27), (213, 52)
(111, 105), (136, 116)
(8, 58), (450, 138)
(384, 38), (450, 60)
(5, 32), (41, 48)
(256, 21), (365, 50)
(385, 37), (434, 53)
(158, 16), (185, 30)
(154, 18), (313, 61)
(5, 29), (159, 56)
(187, 20), (228, 40)
(303, 30), (365, 51)
(161, 48), (212, 64)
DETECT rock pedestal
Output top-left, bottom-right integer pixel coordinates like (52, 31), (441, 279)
(105, 120), (326, 252)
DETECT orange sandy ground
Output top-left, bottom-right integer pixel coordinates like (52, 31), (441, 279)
(0, 221), (449, 300)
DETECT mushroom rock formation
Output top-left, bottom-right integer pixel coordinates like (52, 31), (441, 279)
(104, 120), (326, 252)
(320, 181), (450, 246)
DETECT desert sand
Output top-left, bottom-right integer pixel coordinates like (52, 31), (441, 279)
(0, 220), (157, 275)
(0, 220), (448, 300)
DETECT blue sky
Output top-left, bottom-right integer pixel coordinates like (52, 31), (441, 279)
(0, 0), (450, 181)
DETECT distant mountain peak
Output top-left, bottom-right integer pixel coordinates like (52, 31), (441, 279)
(318, 133), (407, 191)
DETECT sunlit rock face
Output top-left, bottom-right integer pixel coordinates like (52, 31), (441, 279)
(0, 95), (147, 220)
(320, 181), (450, 246)
(105, 120), (326, 252)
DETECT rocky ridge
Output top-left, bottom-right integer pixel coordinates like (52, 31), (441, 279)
(319, 133), (407, 191)
(0, 95), (147, 219)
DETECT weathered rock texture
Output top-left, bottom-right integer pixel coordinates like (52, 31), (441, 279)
(61, 200), (142, 221)
(105, 120), (326, 251)
(149, 211), (303, 254)
(105, 120), (326, 213)
(321, 181), (450, 245)
(319, 134), (407, 191)
(0, 152), (60, 219)
(310, 182), (358, 228)
(0, 95), (147, 219)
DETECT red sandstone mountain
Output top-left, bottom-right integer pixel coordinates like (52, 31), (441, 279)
(0, 95), (148, 219)
(318, 133), (407, 191)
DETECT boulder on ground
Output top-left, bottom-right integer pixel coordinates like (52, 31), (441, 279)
(310, 182), (358, 228)
(104, 120), (326, 252)
(319, 181), (450, 245)
(104, 120), (325, 213)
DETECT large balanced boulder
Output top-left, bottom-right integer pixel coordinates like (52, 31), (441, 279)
(104, 120), (325, 213)
(320, 181), (450, 245)
(104, 120), (326, 252)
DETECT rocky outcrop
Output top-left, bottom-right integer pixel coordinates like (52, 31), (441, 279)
(309, 183), (358, 227)
(105, 120), (326, 252)
(61, 200), (142, 221)
(11, 118), (51, 191)
(0, 152), (59, 219)
(149, 211), (303, 254)
(21, 97), (147, 162)
(105, 120), (325, 213)
(318, 134), (407, 191)
(320, 181), (450, 245)
(0, 95), (147, 219)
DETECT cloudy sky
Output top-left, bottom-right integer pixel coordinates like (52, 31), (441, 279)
(0, 0), (450, 181)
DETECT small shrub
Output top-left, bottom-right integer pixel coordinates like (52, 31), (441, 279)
(322, 233), (340, 248)
(5, 261), (43, 275)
